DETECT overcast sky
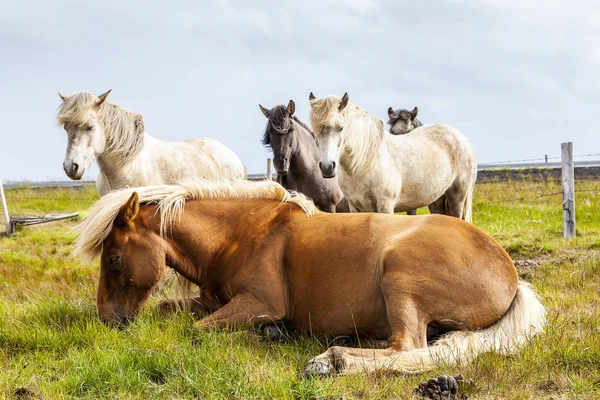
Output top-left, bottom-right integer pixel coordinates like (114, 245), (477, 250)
(1, 0), (598, 181)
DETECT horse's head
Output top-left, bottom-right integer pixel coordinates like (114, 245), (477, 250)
(97, 192), (166, 327)
(260, 100), (297, 174)
(309, 92), (349, 178)
(388, 106), (418, 135)
(57, 90), (111, 180)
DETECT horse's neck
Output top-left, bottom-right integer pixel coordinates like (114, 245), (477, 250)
(289, 125), (321, 180)
(339, 109), (385, 177)
(165, 199), (287, 292)
(96, 132), (152, 187)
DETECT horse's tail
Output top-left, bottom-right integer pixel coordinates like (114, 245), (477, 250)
(389, 281), (546, 373)
(463, 189), (473, 223)
(462, 164), (477, 223)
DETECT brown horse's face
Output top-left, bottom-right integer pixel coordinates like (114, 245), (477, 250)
(97, 192), (165, 327)
(269, 127), (295, 174)
(260, 101), (297, 174)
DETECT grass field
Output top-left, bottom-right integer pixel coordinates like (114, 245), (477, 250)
(1, 178), (600, 399)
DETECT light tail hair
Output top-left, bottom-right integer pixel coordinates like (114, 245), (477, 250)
(341, 281), (546, 374)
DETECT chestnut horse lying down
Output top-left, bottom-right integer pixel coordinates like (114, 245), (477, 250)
(75, 179), (546, 376)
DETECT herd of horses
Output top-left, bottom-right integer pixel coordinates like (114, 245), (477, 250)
(57, 90), (545, 377)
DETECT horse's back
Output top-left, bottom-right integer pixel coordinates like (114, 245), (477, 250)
(182, 137), (246, 179)
(284, 212), (516, 334)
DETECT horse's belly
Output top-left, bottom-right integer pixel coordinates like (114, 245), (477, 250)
(289, 290), (391, 337)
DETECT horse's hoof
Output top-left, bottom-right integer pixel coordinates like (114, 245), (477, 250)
(263, 325), (284, 342)
(302, 361), (331, 378)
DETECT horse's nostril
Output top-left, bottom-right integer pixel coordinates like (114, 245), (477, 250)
(319, 162), (323, 170)
(331, 161), (336, 170)
(72, 163), (79, 174)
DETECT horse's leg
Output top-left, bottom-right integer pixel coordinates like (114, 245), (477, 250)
(406, 209), (417, 216)
(375, 200), (395, 214)
(335, 197), (351, 213)
(157, 295), (222, 317)
(320, 202), (336, 213)
(428, 195), (446, 215)
(194, 292), (284, 332)
(304, 294), (429, 376)
(445, 186), (468, 220)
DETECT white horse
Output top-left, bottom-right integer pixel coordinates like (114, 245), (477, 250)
(57, 90), (246, 196)
(309, 93), (477, 222)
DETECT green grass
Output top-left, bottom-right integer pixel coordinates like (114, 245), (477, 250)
(1, 181), (600, 399)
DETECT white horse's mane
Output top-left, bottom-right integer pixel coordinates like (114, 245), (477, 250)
(57, 91), (145, 163)
(74, 179), (319, 263)
(310, 95), (384, 176)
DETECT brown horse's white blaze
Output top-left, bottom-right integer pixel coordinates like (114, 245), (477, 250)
(75, 180), (546, 375)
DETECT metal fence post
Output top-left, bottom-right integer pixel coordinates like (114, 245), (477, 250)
(561, 142), (576, 238)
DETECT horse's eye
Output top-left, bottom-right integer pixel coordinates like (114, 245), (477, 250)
(86, 125), (94, 131)
(109, 255), (121, 269)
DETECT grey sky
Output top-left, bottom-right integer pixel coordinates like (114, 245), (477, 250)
(1, 0), (598, 181)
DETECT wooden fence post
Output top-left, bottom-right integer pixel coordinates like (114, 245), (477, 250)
(267, 158), (273, 181)
(0, 177), (12, 235)
(561, 142), (575, 238)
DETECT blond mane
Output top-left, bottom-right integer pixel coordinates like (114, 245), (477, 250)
(57, 92), (145, 163)
(74, 179), (319, 263)
(310, 95), (384, 176)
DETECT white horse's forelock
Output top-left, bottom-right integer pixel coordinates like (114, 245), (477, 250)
(57, 91), (145, 164)
(310, 95), (384, 176)
(74, 179), (319, 263)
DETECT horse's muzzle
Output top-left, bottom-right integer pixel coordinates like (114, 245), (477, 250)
(63, 161), (82, 180)
(319, 161), (336, 178)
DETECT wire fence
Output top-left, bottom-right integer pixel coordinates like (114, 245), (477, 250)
(479, 188), (600, 205)
(479, 153), (600, 166)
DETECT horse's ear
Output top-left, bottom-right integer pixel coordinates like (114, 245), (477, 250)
(95, 89), (112, 107)
(388, 107), (395, 118)
(259, 104), (270, 119)
(287, 100), (295, 115)
(309, 92), (316, 101)
(116, 192), (139, 227)
(58, 91), (67, 101)
(339, 93), (349, 111)
(411, 106), (419, 119)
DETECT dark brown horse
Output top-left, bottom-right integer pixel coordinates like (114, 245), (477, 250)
(76, 180), (545, 376)
(259, 100), (349, 213)
(388, 106), (423, 135)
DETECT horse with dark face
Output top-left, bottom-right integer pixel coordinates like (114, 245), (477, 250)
(75, 179), (545, 376)
(388, 106), (423, 135)
(259, 100), (348, 213)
